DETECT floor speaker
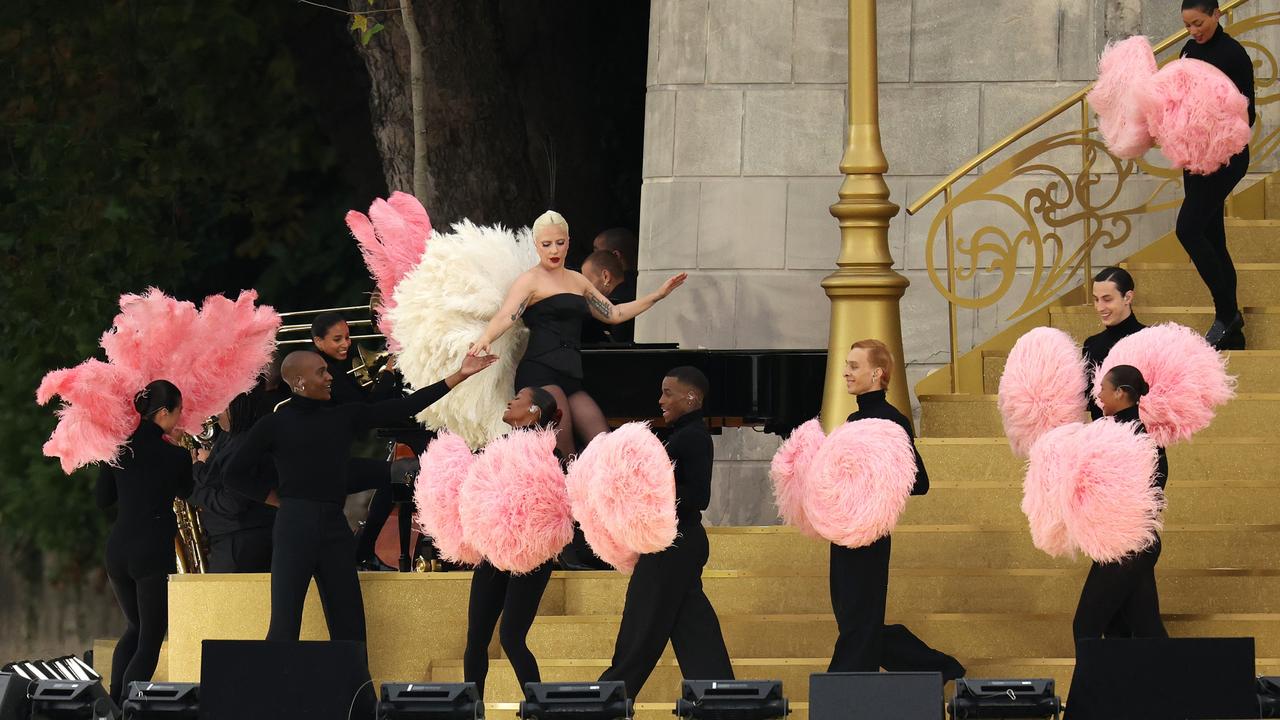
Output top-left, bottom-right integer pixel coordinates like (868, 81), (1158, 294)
(199, 640), (376, 720)
(810, 672), (943, 720)
(1065, 637), (1256, 719)
(0, 674), (33, 720)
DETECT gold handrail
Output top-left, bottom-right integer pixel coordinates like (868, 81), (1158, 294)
(906, 0), (1250, 216)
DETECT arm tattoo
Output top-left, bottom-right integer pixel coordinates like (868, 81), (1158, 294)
(586, 292), (613, 319)
(510, 294), (530, 323)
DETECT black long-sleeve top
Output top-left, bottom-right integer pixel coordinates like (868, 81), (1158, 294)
(189, 432), (277, 537)
(847, 389), (929, 496)
(224, 380), (450, 504)
(1112, 404), (1169, 490)
(666, 409), (714, 523)
(325, 350), (400, 406)
(1182, 25), (1256, 126)
(1082, 313), (1146, 420)
(94, 420), (194, 538)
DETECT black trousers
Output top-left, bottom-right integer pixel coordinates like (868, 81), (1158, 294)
(104, 529), (172, 705)
(599, 522), (734, 699)
(1178, 147), (1249, 321)
(207, 526), (273, 573)
(828, 537), (891, 672)
(267, 499), (367, 650)
(1072, 536), (1167, 641)
(463, 561), (554, 699)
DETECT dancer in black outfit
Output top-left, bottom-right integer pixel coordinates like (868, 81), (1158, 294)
(1082, 267), (1146, 420)
(224, 350), (495, 648)
(190, 393), (276, 572)
(1071, 365), (1170, 643)
(1177, 0), (1255, 349)
(827, 340), (965, 680)
(94, 380), (193, 704)
(599, 366), (734, 699)
(463, 386), (563, 699)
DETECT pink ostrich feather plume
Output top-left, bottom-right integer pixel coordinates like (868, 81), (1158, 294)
(1094, 322), (1235, 446)
(1141, 58), (1252, 174)
(769, 418), (824, 538)
(347, 192), (432, 347)
(803, 418), (917, 549)
(414, 432), (484, 566)
(459, 428), (575, 574)
(1088, 36), (1158, 158)
(998, 327), (1089, 458)
(37, 288), (278, 472)
(1061, 418), (1164, 563)
(1022, 422), (1084, 558)
(576, 422), (678, 554)
(565, 433), (640, 574)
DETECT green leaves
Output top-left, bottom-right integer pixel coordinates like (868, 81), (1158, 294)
(350, 13), (383, 45)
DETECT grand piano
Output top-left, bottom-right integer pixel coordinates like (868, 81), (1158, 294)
(582, 343), (827, 438)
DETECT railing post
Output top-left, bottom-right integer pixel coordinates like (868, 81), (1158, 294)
(1081, 98), (1093, 299)
(821, 0), (912, 429)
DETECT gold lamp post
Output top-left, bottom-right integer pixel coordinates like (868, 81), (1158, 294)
(820, 0), (911, 430)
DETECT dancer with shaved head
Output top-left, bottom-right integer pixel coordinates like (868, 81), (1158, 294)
(226, 350), (495, 657)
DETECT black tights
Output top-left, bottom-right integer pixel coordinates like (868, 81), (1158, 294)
(1177, 147), (1249, 322)
(1072, 537), (1167, 641)
(107, 573), (168, 705)
(463, 561), (553, 699)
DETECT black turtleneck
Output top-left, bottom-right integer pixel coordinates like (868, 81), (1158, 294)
(94, 420), (194, 537)
(666, 409), (713, 523)
(224, 380), (450, 504)
(1109, 404), (1169, 490)
(847, 389), (928, 496)
(1181, 25), (1256, 126)
(1083, 312), (1146, 420)
(324, 350), (399, 406)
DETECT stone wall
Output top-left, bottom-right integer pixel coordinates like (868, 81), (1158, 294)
(637, 0), (1279, 524)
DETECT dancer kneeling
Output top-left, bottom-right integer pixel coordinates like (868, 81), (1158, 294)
(598, 366), (734, 699)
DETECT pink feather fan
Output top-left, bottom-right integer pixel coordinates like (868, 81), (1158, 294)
(415, 432), (484, 566)
(1089, 35), (1159, 158)
(459, 427), (575, 574)
(1021, 422), (1083, 558)
(577, 422), (678, 554)
(564, 430), (650, 574)
(802, 418), (917, 549)
(1094, 322), (1235, 446)
(37, 288), (279, 473)
(998, 327), (1088, 458)
(769, 418), (824, 537)
(346, 191), (432, 345)
(1141, 58), (1252, 174)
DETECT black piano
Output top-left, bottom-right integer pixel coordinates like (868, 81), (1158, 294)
(581, 343), (827, 437)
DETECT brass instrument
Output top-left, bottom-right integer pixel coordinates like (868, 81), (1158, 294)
(349, 344), (392, 388)
(273, 299), (393, 388)
(172, 419), (215, 574)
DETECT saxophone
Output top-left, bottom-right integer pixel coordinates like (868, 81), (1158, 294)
(173, 419), (215, 574)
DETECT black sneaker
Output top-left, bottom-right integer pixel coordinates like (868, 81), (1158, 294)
(357, 556), (397, 572)
(1206, 312), (1244, 349)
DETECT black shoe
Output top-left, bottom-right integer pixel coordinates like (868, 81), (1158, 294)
(1206, 312), (1244, 349)
(1220, 328), (1247, 351)
(942, 656), (967, 683)
(357, 556), (397, 572)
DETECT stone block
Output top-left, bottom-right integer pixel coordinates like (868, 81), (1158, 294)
(1103, 0), (1141, 42)
(979, 82), (1089, 175)
(643, 90), (677, 178)
(900, 269), (974, 366)
(1140, 2), (1184, 45)
(793, 0), (910, 83)
(706, 462), (779, 526)
(647, 0), (661, 87)
(697, 180), (789, 268)
(905, 362), (946, 417)
(743, 89), (846, 176)
(634, 270), (739, 348)
(673, 89), (743, 176)
(707, 0), (793, 83)
(639, 181), (701, 271)
(712, 427), (783, 462)
(657, 0), (709, 85)
(912, 0), (1059, 82)
(973, 269), (1040, 344)
(733, 270), (831, 349)
(787, 177), (907, 270)
(1060, 0), (1105, 81)
(880, 84), (981, 175)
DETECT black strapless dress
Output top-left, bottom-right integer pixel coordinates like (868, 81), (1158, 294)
(515, 293), (588, 395)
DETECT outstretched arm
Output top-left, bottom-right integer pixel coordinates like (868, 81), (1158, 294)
(582, 272), (686, 326)
(349, 352), (498, 429)
(469, 274), (533, 356)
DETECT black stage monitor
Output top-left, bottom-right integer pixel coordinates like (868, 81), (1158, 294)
(519, 681), (631, 720)
(1066, 637), (1256, 719)
(199, 639), (375, 720)
(29, 679), (114, 719)
(123, 682), (200, 718)
(810, 672), (943, 720)
(0, 673), (34, 720)
(948, 678), (1060, 719)
(675, 680), (790, 720)
(377, 682), (483, 720)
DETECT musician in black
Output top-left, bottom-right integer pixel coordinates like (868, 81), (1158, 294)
(224, 350), (495, 652)
(1177, 0), (1254, 349)
(581, 250), (633, 344)
(1083, 267), (1145, 420)
(190, 392), (276, 572)
(95, 380), (193, 704)
(827, 340), (964, 680)
(598, 366), (734, 699)
(469, 210), (685, 457)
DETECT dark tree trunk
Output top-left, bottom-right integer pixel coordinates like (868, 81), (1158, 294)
(349, 0), (542, 229)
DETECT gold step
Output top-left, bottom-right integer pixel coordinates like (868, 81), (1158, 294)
(1223, 219), (1280, 262)
(1049, 307), (1280, 351)
(1122, 263), (1280, 306)
(983, 348), (1280, 394)
(920, 393), (1280, 438)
